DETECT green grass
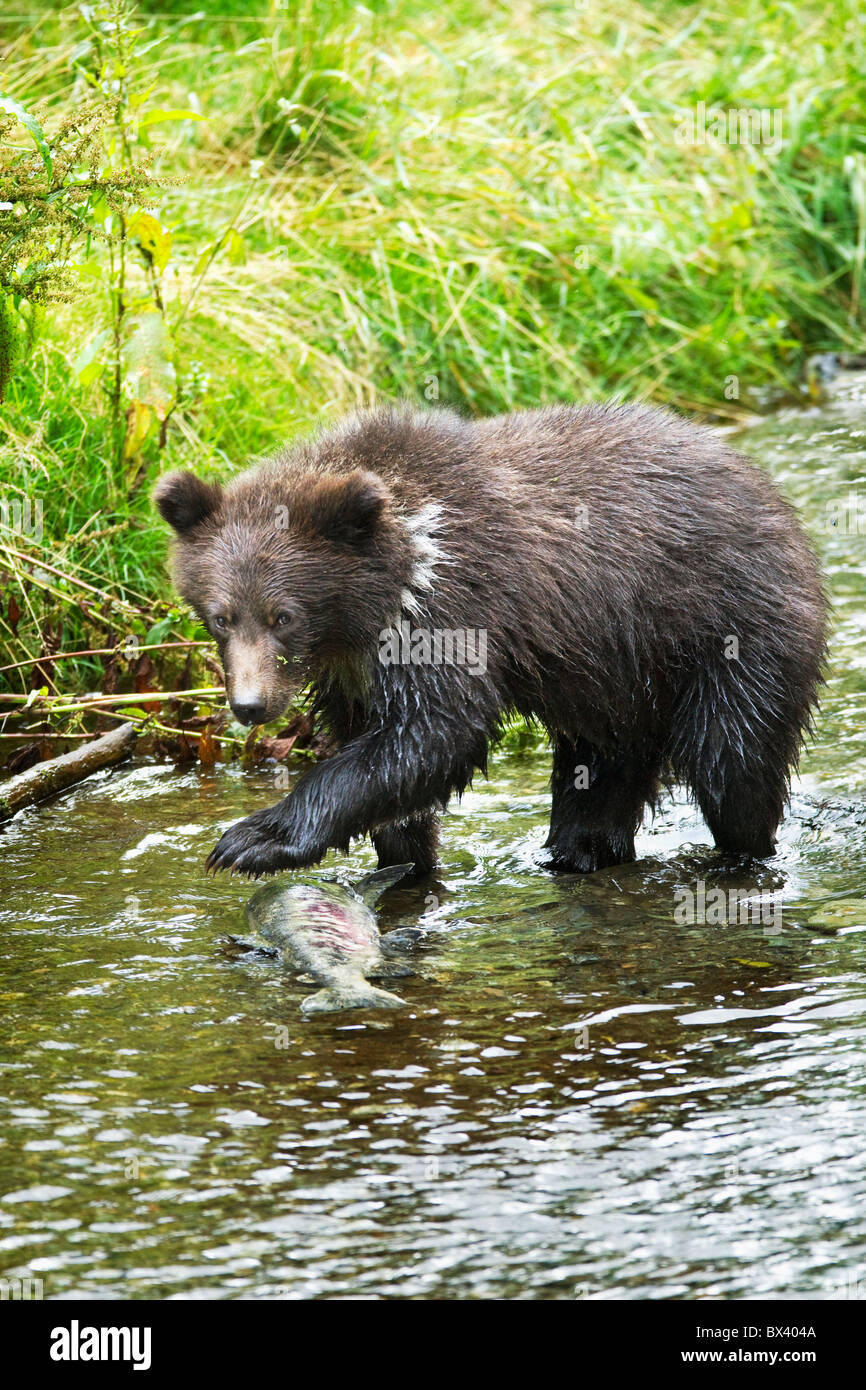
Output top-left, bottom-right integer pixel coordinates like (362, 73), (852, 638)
(1, 0), (865, 729)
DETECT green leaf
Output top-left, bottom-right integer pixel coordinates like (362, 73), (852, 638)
(89, 194), (110, 226)
(23, 686), (47, 710)
(613, 277), (659, 314)
(128, 85), (157, 109)
(123, 400), (154, 459)
(193, 243), (216, 278)
(0, 93), (52, 178)
(145, 617), (175, 645)
(223, 228), (246, 266)
(73, 327), (112, 386)
(121, 311), (176, 420)
(137, 108), (206, 128)
(127, 211), (172, 272)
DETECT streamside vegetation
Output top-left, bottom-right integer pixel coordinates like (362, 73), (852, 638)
(0, 0), (864, 764)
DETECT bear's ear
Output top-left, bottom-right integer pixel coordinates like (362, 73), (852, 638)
(304, 470), (391, 547)
(154, 471), (223, 534)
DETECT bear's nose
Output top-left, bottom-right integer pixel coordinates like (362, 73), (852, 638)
(232, 700), (268, 726)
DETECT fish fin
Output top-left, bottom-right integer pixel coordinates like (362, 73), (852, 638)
(228, 934), (277, 958)
(300, 982), (407, 1015)
(356, 862), (415, 908)
(380, 926), (426, 955)
(369, 961), (414, 980)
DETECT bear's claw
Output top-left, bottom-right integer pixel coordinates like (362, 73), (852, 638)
(205, 809), (313, 877)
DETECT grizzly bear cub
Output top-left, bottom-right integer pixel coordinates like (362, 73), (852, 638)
(154, 404), (827, 878)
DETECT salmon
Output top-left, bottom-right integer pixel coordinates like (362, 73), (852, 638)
(233, 863), (414, 1014)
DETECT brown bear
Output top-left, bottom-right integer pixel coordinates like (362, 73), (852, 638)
(154, 403), (827, 878)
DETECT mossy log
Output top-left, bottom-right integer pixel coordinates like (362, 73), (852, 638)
(0, 723), (137, 823)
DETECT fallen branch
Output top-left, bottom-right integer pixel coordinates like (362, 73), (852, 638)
(0, 723), (137, 823)
(0, 732), (98, 739)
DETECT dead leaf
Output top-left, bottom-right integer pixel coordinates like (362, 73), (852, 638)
(123, 400), (154, 459)
(133, 652), (157, 694)
(198, 725), (219, 765)
(256, 733), (298, 761)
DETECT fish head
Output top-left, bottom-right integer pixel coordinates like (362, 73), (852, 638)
(228, 929), (277, 958)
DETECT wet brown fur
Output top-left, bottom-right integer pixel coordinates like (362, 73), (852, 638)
(154, 403), (828, 877)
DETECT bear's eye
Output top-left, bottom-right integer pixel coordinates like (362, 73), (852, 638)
(274, 611), (295, 629)
(212, 615), (230, 632)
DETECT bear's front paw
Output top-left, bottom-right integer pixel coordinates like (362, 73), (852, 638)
(205, 810), (314, 878)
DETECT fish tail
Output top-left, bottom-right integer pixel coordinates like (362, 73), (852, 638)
(357, 862), (415, 907)
(300, 982), (407, 1016)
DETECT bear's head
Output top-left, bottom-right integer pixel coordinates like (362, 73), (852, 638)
(154, 466), (415, 726)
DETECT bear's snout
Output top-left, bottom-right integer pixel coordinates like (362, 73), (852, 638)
(223, 635), (298, 728)
(231, 699), (269, 727)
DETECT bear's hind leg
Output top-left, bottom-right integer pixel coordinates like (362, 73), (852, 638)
(693, 742), (784, 860)
(373, 810), (439, 876)
(680, 670), (796, 861)
(543, 736), (659, 873)
(698, 783), (780, 859)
